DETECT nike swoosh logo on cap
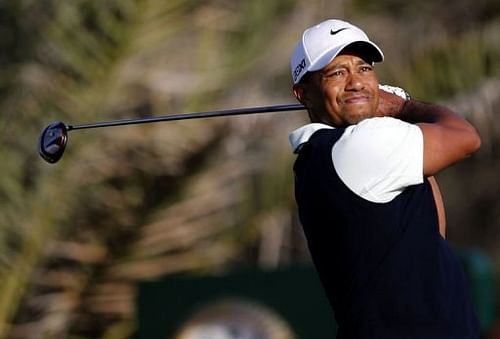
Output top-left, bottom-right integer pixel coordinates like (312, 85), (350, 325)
(330, 27), (349, 35)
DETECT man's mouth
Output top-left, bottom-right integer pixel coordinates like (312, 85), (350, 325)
(343, 94), (370, 104)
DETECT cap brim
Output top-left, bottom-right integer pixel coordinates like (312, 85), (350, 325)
(308, 40), (384, 72)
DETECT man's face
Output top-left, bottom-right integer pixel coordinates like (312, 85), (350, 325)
(294, 51), (380, 127)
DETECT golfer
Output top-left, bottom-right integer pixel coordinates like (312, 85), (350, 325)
(290, 19), (481, 338)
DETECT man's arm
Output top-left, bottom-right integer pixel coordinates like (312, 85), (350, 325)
(377, 90), (481, 176)
(376, 89), (476, 236)
(428, 176), (446, 238)
(400, 100), (481, 176)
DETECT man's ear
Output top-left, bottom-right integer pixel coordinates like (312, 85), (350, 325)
(293, 84), (308, 106)
(294, 83), (318, 122)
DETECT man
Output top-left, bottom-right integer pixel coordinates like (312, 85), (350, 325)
(289, 19), (481, 338)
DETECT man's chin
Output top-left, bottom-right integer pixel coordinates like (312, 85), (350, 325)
(345, 111), (374, 125)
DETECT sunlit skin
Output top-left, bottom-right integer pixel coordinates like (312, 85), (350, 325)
(293, 51), (380, 127)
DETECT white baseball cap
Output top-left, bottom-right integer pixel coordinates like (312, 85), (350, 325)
(291, 19), (384, 84)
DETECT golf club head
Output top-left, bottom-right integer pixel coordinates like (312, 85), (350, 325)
(38, 121), (68, 164)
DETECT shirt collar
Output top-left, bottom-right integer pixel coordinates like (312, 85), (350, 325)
(288, 123), (334, 154)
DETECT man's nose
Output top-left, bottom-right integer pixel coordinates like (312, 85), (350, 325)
(346, 72), (364, 90)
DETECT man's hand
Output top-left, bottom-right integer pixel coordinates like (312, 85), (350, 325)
(376, 85), (408, 117)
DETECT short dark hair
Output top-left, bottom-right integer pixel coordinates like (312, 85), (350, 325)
(297, 71), (313, 85)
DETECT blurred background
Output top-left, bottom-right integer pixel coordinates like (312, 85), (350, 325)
(1, 0), (499, 338)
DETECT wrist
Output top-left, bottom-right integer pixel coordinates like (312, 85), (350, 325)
(399, 99), (418, 123)
(377, 85), (410, 118)
(399, 99), (446, 124)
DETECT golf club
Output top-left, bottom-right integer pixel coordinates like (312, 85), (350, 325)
(38, 103), (305, 164)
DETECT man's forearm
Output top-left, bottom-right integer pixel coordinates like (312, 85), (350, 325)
(378, 89), (475, 130)
(398, 99), (468, 126)
(405, 100), (481, 175)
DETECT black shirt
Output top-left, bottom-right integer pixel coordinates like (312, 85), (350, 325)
(293, 128), (479, 338)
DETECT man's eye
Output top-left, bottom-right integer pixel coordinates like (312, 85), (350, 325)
(360, 66), (373, 72)
(324, 70), (344, 78)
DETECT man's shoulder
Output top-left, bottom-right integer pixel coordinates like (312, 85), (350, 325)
(333, 117), (424, 203)
(352, 116), (412, 131)
(289, 117), (419, 155)
(339, 117), (419, 150)
(289, 123), (335, 154)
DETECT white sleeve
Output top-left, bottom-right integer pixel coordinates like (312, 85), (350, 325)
(332, 117), (424, 203)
